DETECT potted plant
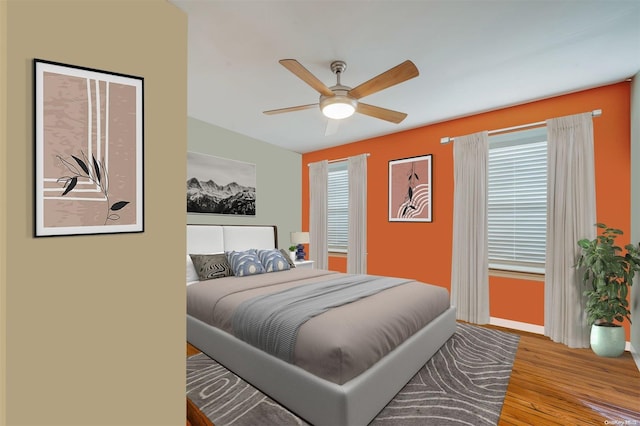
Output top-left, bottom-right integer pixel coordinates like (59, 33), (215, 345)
(576, 223), (640, 357)
(288, 245), (297, 263)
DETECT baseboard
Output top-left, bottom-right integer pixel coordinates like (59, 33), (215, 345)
(489, 317), (545, 335)
(631, 342), (640, 372)
(489, 317), (632, 353)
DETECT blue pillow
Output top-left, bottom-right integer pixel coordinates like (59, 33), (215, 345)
(257, 249), (291, 273)
(226, 249), (266, 277)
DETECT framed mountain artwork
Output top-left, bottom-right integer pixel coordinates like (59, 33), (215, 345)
(34, 59), (144, 237)
(388, 154), (432, 222)
(187, 152), (256, 215)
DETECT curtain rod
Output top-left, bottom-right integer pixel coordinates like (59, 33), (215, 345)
(307, 153), (370, 166)
(439, 109), (602, 144)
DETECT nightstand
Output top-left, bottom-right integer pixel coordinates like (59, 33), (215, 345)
(294, 260), (315, 269)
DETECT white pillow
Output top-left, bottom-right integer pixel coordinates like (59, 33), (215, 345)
(186, 255), (199, 285)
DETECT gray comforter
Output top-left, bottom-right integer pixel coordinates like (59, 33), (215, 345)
(187, 268), (450, 384)
(231, 274), (412, 363)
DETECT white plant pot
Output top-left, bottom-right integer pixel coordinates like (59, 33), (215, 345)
(590, 324), (625, 357)
(289, 251), (296, 263)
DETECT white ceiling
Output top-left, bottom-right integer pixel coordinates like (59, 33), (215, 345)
(170, 0), (640, 154)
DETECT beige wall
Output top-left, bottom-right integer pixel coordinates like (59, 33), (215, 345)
(188, 117), (302, 249)
(1, 1), (7, 422)
(2, 1), (187, 425)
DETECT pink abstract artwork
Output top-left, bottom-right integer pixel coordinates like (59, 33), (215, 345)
(34, 60), (143, 236)
(388, 154), (432, 222)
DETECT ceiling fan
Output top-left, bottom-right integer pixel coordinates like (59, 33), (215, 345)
(263, 59), (419, 129)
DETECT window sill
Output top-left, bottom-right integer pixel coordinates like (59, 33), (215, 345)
(489, 268), (544, 282)
(329, 251), (347, 258)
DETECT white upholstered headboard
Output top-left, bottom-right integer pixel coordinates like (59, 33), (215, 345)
(186, 225), (278, 285)
(187, 224), (278, 255)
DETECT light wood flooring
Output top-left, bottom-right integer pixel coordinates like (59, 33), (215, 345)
(493, 325), (640, 425)
(187, 324), (640, 425)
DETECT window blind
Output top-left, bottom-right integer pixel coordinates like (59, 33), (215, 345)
(488, 127), (547, 273)
(327, 161), (348, 252)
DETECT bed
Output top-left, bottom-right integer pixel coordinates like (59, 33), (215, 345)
(186, 224), (456, 426)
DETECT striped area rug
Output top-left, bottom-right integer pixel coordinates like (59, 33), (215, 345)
(186, 323), (520, 425)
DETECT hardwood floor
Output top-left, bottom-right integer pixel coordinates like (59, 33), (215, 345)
(187, 325), (640, 425)
(495, 326), (640, 425)
(187, 342), (201, 357)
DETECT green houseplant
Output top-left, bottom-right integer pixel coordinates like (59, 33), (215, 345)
(576, 223), (640, 357)
(288, 245), (297, 262)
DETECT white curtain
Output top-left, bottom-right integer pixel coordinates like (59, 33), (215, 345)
(309, 160), (328, 270)
(544, 112), (595, 348)
(451, 131), (490, 324)
(347, 154), (367, 274)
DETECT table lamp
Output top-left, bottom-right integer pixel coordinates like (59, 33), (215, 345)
(290, 231), (310, 261)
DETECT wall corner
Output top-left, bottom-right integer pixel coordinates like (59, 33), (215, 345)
(630, 72), (640, 365)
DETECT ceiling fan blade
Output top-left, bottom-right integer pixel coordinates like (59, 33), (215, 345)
(263, 103), (318, 115)
(348, 60), (419, 99)
(356, 103), (408, 124)
(325, 119), (340, 136)
(279, 59), (335, 97)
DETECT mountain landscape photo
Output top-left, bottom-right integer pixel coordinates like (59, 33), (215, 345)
(186, 152), (256, 216)
(187, 177), (256, 215)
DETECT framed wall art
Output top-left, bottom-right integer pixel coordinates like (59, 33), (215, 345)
(34, 59), (144, 237)
(388, 154), (432, 222)
(187, 152), (256, 215)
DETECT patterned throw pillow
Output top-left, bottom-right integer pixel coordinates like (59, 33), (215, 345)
(226, 249), (266, 277)
(189, 254), (233, 281)
(258, 249), (291, 273)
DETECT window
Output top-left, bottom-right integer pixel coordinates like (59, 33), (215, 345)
(488, 127), (547, 274)
(327, 161), (348, 252)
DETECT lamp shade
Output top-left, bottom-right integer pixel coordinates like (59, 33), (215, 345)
(290, 231), (310, 244)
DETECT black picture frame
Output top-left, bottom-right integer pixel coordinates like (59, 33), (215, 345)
(34, 59), (144, 237)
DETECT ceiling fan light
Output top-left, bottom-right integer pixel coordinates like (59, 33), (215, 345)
(321, 96), (357, 120)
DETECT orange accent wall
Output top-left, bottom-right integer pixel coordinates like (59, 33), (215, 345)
(302, 82), (632, 340)
(489, 276), (544, 325)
